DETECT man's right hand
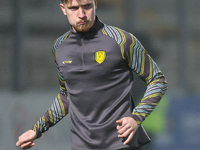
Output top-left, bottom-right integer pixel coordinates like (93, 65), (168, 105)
(16, 129), (37, 149)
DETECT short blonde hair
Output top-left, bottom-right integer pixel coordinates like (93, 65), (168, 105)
(61, 0), (76, 3)
(61, 0), (86, 4)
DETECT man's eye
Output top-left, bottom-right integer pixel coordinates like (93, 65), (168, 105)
(69, 7), (79, 10)
(84, 4), (92, 9)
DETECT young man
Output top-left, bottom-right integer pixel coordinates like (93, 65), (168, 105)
(16, 0), (167, 149)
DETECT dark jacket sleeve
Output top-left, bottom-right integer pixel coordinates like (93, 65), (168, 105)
(31, 36), (70, 138)
(124, 33), (168, 125)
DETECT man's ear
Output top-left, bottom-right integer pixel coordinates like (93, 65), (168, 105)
(60, 3), (67, 15)
(95, 0), (97, 9)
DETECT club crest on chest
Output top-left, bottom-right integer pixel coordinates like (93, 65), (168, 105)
(95, 51), (106, 64)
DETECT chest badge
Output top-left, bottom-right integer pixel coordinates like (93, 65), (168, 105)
(95, 51), (106, 64)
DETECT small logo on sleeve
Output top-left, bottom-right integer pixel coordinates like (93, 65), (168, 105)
(95, 51), (106, 64)
(62, 61), (72, 64)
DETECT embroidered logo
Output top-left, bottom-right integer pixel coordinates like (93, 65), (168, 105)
(62, 61), (72, 64)
(95, 51), (106, 64)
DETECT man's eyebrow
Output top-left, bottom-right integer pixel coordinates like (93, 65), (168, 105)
(82, 2), (93, 5)
(68, 2), (93, 7)
(67, 4), (79, 8)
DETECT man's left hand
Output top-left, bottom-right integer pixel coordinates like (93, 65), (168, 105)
(116, 117), (139, 145)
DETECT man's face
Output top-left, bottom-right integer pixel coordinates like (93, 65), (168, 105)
(60, 0), (97, 32)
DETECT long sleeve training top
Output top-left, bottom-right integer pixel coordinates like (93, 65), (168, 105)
(32, 17), (167, 150)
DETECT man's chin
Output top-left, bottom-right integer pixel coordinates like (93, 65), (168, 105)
(74, 25), (91, 32)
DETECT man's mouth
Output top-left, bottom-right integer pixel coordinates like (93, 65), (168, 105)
(78, 21), (86, 25)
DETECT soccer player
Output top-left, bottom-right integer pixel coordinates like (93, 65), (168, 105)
(16, 0), (167, 149)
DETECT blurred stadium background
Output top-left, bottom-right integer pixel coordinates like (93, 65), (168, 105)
(1, 0), (200, 150)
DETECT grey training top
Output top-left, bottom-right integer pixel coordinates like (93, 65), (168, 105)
(32, 17), (167, 150)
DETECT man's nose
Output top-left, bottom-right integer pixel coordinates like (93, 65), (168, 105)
(78, 8), (86, 18)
